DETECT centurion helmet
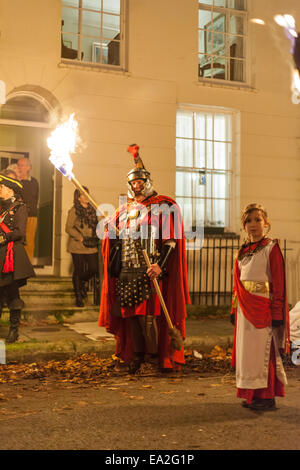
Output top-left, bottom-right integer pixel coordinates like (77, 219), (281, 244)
(127, 144), (155, 198)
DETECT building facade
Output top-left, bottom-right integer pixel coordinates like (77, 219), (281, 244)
(0, 0), (299, 303)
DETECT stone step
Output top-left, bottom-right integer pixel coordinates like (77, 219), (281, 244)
(20, 290), (94, 305)
(0, 276), (101, 322)
(21, 276), (74, 292)
(1, 305), (100, 322)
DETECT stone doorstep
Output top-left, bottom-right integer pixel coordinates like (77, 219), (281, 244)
(0, 305), (100, 323)
(21, 276), (74, 291)
(19, 293), (95, 306)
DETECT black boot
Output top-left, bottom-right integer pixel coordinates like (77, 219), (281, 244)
(72, 275), (84, 307)
(6, 309), (21, 343)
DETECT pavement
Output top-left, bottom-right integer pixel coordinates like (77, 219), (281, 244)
(0, 309), (235, 364)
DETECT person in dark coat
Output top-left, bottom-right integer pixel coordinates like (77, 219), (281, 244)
(65, 187), (100, 307)
(0, 174), (35, 343)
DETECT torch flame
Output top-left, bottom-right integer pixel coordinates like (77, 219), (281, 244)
(274, 14), (300, 104)
(292, 69), (300, 104)
(47, 113), (79, 180)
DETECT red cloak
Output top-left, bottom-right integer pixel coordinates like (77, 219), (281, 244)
(98, 194), (190, 369)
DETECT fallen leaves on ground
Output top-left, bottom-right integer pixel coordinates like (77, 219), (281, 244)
(0, 346), (234, 385)
(184, 345), (233, 373)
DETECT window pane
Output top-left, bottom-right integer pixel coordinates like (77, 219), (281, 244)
(107, 38), (120, 65)
(82, 10), (101, 37)
(194, 113), (206, 139)
(211, 32), (225, 54)
(206, 141), (213, 169)
(193, 172), (206, 197)
(176, 172), (192, 197)
(205, 172), (212, 197)
(213, 199), (226, 226)
(214, 0), (226, 8)
(198, 30), (206, 54)
(63, 0), (78, 7)
(212, 56), (226, 79)
(214, 114), (232, 141)
(198, 9), (212, 30)
(90, 38), (115, 64)
(230, 36), (244, 58)
(194, 140), (206, 167)
(176, 198), (193, 229)
(205, 30), (226, 55)
(82, 0), (101, 11)
(214, 114), (227, 141)
(212, 172), (227, 198)
(206, 114), (213, 140)
(228, 0), (247, 11)
(176, 139), (193, 167)
(61, 33), (79, 59)
(194, 199), (205, 226)
(198, 54), (212, 78)
(230, 59), (244, 81)
(198, 0), (213, 5)
(214, 142), (227, 169)
(205, 198), (212, 226)
(91, 41), (100, 63)
(83, 37), (102, 62)
(230, 15), (245, 35)
(103, 0), (120, 14)
(212, 14), (226, 33)
(103, 13), (120, 40)
(176, 111), (193, 138)
(62, 7), (79, 34)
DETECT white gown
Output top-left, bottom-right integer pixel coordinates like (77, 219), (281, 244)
(235, 240), (287, 389)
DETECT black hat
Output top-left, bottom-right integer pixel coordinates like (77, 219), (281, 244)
(0, 174), (23, 196)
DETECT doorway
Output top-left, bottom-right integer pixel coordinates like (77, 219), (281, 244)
(0, 95), (55, 269)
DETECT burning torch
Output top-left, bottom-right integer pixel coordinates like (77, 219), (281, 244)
(47, 113), (102, 213)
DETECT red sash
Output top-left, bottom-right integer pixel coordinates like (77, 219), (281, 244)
(0, 220), (14, 273)
(234, 259), (272, 329)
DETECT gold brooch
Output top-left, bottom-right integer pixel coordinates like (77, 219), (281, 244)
(128, 208), (140, 220)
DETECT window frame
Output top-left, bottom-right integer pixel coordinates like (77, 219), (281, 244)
(198, 1), (248, 85)
(175, 104), (239, 233)
(61, 0), (128, 71)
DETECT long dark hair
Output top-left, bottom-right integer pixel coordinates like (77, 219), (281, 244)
(73, 187), (98, 230)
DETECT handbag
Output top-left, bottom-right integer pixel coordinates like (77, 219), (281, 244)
(82, 236), (99, 248)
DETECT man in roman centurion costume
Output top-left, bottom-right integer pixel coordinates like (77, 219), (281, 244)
(0, 174), (35, 343)
(98, 144), (190, 374)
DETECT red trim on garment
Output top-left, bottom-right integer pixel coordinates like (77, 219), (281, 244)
(0, 220), (13, 273)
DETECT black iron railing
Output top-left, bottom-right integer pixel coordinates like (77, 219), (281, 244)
(93, 237), (290, 307)
(186, 234), (240, 306)
(186, 236), (289, 306)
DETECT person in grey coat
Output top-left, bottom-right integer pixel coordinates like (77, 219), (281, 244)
(0, 174), (35, 343)
(65, 187), (100, 307)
